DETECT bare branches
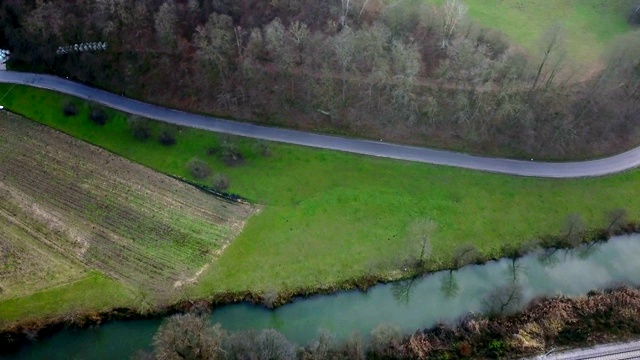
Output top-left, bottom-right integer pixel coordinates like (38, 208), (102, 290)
(442, 0), (467, 48)
(406, 218), (437, 267)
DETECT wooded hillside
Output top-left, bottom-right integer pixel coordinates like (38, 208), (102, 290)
(1, 0), (638, 158)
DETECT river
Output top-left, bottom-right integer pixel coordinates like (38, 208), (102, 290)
(6, 234), (640, 359)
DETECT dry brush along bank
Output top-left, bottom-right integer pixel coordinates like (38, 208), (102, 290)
(396, 287), (640, 359)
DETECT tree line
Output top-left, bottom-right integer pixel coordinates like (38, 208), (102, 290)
(1, 0), (639, 158)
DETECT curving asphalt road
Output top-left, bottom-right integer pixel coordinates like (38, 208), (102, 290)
(1, 70), (640, 178)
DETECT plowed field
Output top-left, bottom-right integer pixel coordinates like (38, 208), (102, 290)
(0, 112), (253, 300)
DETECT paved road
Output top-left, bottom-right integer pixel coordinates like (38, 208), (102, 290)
(2, 71), (640, 178)
(531, 340), (640, 360)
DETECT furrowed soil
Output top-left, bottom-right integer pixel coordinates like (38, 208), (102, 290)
(0, 112), (254, 307)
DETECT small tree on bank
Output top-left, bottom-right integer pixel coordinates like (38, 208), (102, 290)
(406, 218), (436, 267)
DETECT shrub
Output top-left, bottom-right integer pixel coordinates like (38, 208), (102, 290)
(187, 158), (211, 179)
(128, 116), (152, 141)
(62, 101), (78, 117)
(158, 129), (176, 146)
(262, 289), (278, 308)
(152, 314), (224, 360)
(89, 106), (108, 125)
(254, 141), (272, 157)
(369, 324), (402, 357)
(220, 137), (244, 166)
(211, 173), (230, 191)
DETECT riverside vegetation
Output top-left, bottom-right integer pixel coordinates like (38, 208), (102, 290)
(132, 287), (640, 359)
(1, 0), (639, 159)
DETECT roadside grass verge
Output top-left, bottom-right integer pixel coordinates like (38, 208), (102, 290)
(1, 84), (640, 299)
(428, 0), (633, 65)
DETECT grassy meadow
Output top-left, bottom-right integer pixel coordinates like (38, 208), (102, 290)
(1, 84), (639, 306)
(429, 0), (633, 65)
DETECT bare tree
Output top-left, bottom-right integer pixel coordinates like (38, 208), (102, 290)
(452, 244), (479, 268)
(440, 271), (460, 299)
(255, 329), (297, 360)
(563, 213), (585, 247)
(606, 208), (628, 234)
(340, 0), (351, 28)
(288, 21), (310, 65)
(390, 40), (421, 115)
(233, 26), (247, 59)
(530, 24), (566, 91)
(154, 0), (178, 49)
(332, 28), (356, 103)
(391, 278), (418, 305)
(152, 313), (225, 360)
(406, 218), (436, 267)
(441, 0), (467, 48)
(194, 13), (234, 80)
(484, 283), (523, 315)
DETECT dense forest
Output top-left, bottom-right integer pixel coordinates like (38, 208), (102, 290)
(1, 0), (639, 158)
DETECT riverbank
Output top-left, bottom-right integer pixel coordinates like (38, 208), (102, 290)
(397, 287), (640, 359)
(2, 228), (639, 355)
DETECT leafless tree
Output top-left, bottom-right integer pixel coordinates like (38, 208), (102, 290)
(484, 283), (523, 315)
(530, 24), (566, 92)
(332, 28), (356, 102)
(152, 313), (225, 360)
(563, 213), (585, 247)
(194, 13), (234, 80)
(440, 271), (460, 299)
(391, 278), (418, 305)
(452, 244), (479, 268)
(606, 208), (628, 234)
(441, 0), (467, 48)
(340, 0), (351, 28)
(406, 218), (436, 267)
(289, 21), (310, 65)
(154, 1), (178, 49)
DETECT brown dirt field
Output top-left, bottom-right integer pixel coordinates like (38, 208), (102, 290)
(0, 112), (254, 299)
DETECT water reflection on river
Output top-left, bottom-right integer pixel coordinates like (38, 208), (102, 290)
(7, 234), (640, 360)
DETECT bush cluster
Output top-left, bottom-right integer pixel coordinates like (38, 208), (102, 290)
(158, 129), (176, 146)
(187, 158), (211, 179)
(62, 101), (77, 117)
(128, 116), (152, 141)
(89, 106), (108, 125)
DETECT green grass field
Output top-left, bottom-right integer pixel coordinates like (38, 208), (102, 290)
(1, 84), (639, 304)
(429, 0), (633, 65)
(0, 274), (134, 325)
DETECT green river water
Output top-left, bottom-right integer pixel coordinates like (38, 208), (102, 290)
(4, 234), (640, 359)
